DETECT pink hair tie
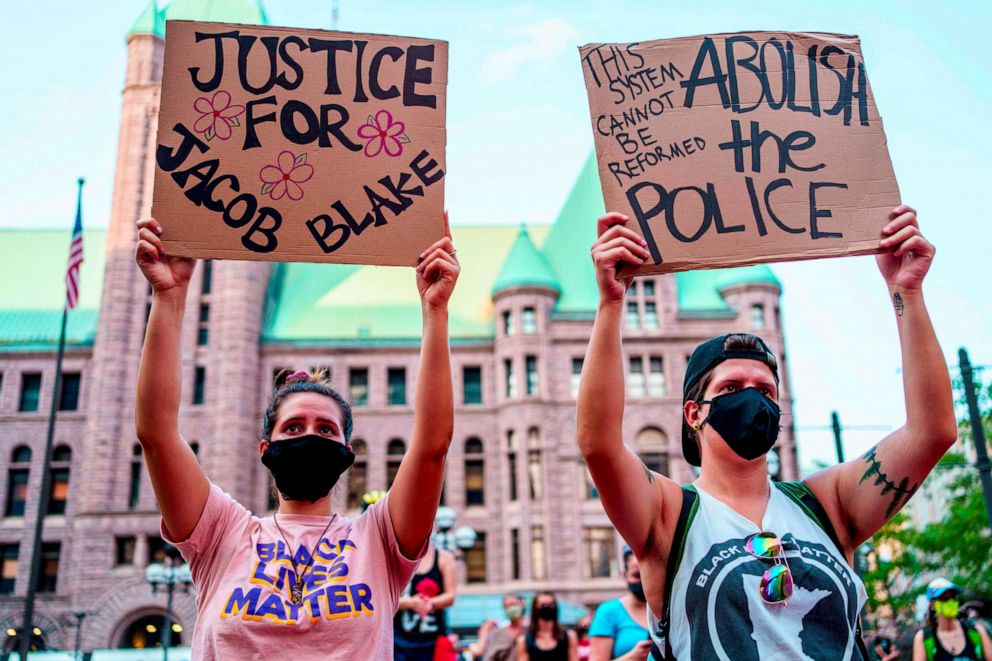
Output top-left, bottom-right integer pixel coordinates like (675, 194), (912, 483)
(285, 370), (309, 385)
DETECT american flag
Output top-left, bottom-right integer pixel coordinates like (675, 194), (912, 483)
(65, 179), (85, 311)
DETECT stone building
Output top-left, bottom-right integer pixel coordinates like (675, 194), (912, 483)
(0, 0), (796, 652)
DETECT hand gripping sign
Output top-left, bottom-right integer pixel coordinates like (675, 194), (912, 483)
(152, 21), (448, 266)
(579, 32), (900, 274)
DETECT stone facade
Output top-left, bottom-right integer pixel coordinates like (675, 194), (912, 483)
(0, 29), (797, 655)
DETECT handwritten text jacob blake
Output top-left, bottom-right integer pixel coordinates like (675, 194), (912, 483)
(157, 30), (445, 255)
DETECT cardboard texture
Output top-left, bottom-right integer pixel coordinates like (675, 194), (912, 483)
(579, 32), (900, 274)
(152, 21), (448, 265)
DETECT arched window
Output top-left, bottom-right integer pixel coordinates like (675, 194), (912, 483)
(464, 437), (485, 506)
(527, 428), (543, 501)
(47, 445), (71, 515)
(117, 613), (184, 649)
(347, 439), (368, 511)
(5, 445), (32, 517)
(386, 439), (406, 488)
(637, 427), (669, 477)
(129, 444), (143, 510)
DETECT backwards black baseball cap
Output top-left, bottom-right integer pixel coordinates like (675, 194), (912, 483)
(681, 334), (778, 466)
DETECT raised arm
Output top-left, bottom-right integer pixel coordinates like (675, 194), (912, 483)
(134, 218), (210, 542)
(388, 218), (459, 558)
(806, 205), (957, 553)
(577, 213), (672, 558)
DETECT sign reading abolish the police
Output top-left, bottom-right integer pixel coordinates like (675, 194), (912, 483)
(579, 32), (900, 274)
(152, 21), (447, 265)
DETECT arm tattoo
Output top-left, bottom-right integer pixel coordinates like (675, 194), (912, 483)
(859, 447), (919, 517)
(641, 460), (656, 484)
(893, 292), (905, 316)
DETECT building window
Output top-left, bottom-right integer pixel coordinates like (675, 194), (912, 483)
(147, 536), (167, 564)
(644, 301), (659, 329)
(775, 306), (781, 330)
(502, 310), (512, 336)
(201, 260), (213, 295)
(626, 301), (639, 330)
(511, 529), (521, 580)
(628, 357), (645, 397)
(47, 445), (72, 515)
(462, 366), (482, 405)
(525, 356), (538, 396)
(115, 536), (136, 566)
(386, 439), (405, 488)
(466, 532), (486, 584)
(346, 440), (367, 511)
(531, 526), (547, 580)
(193, 366), (206, 405)
(59, 373), (81, 411)
(0, 544), (18, 595)
(129, 444), (142, 510)
(751, 303), (766, 329)
(583, 463), (599, 500)
(638, 428), (670, 478)
(349, 368), (368, 406)
(504, 359), (516, 399)
(522, 307), (537, 334)
(36, 542), (60, 593)
(5, 446), (31, 517)
(584, 527), (617, 579)
(629, 281), (638, 296)
(570, 358), (583, 399)
(643, 279), (655, 297)
(198, 303), (210, 346)
(19, 373), (42, 412)
(387, 367), (407, 406)
(648, 356), (666, 396)
(527, 428), (543, 501)
(507, 429), (518, 502)
(464, 438), (485, 506)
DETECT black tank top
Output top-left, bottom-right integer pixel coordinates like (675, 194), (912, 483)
(394, 548), (448, 648)
(524, 631), (568, 661)
(929, 621), (981, 661)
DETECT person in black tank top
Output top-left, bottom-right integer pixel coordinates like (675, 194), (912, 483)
(516, 592), (577, 661)
(394, 543), (458, 661)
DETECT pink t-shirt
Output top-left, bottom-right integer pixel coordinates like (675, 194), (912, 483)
(163, 483), (423, 660)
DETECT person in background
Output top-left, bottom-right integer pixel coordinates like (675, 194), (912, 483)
(875, 635), (900, 660)
(394, 539), (458, 661)
(470, 594), (527, 661)
(589, 548), (651, 661)
(913, 579), (992, 661)
(576, 613), (592, 660)
(517, 592), (578, 661)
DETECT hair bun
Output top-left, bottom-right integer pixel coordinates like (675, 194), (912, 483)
(285, 370), (310, 385)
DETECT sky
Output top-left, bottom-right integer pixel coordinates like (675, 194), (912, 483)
(1, 0), (989, 472)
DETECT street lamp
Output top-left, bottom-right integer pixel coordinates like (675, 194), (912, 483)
(145, 545), (192, 661)
(432, 506), (478, 555)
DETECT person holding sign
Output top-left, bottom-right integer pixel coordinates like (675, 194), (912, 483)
(577, 205), (956, 659)
(133, 215), (460, 659)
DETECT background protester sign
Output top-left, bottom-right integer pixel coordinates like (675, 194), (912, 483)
(579, 31), (900, 275)
(152, 21), (447, 265)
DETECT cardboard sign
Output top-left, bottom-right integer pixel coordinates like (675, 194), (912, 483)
(579, 32), (900, 274)
(152, 21), (447, 265)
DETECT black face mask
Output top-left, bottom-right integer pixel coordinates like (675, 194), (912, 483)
(534, 605), (557, 621)
(628, 581), (646, 602)
(699, 388), (780, 461)
(261, 434), (355, 503)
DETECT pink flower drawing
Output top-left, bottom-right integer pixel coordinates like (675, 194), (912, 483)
(357, 109), (410, 158)
(260, 151), (314, 201)
(193, 90), (245, 141)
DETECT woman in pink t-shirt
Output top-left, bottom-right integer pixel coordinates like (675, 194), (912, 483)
(133, 214), (460, 659)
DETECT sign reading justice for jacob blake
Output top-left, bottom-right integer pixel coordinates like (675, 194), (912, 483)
(152, 21), (447, 265)
(580, 32), (900, 274)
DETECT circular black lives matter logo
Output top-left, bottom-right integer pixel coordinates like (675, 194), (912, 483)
(682, 534), (862, 661)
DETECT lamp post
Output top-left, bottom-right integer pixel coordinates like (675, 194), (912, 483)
(69, 612), (86, 661)
(432, 506), (478, 558)
(145, 545), (192, 661)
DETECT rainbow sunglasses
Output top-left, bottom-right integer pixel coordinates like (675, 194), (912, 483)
(744, 531), (795, 605)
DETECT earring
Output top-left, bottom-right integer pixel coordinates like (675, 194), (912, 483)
(692, 423), (701, 431)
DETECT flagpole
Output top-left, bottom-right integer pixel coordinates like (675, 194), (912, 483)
(19, 178), (83, 659)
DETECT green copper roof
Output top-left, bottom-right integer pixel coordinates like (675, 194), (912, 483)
(0, 229), (106, 351)
(128, 0), (269, 39)
(262, 225), (551, 344)
(491, 226), (561, 297)
(676, 265), (780, 312)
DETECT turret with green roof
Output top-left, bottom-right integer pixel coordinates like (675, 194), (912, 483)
(127, 0), (269, 40)
(491, 225), (561, 298)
